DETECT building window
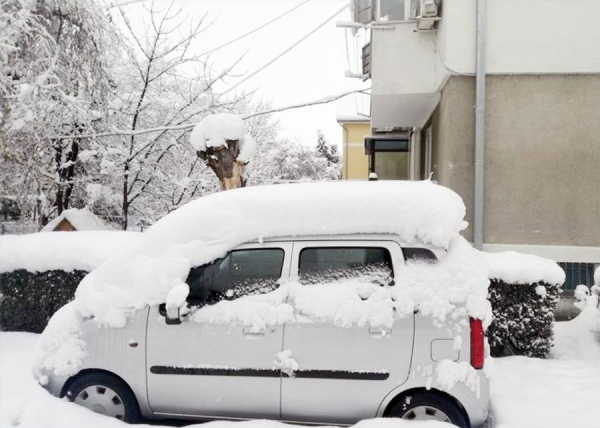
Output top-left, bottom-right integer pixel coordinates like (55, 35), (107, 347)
(557, 262), (597, 290)
(365, 136), (410, 180)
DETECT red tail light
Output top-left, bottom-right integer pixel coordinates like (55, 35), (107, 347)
(470, 318), (484, 369)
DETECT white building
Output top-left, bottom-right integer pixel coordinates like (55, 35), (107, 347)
(345, 0), (600, 290)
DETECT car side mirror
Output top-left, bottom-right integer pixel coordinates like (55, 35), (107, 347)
(158, 303), (181, 325)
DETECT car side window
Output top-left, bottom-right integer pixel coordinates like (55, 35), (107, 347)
(186, 248), (284, 307)
(298, 247), (393, 286)
(403, 247), (438, 263)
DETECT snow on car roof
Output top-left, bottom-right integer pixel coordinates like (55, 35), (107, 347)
(34, 181), (492, 384)
(72, 180), (469, 324)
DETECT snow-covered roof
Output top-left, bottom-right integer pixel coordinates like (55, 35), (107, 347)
(483, 251), (566, 286)
(41, 207), (109, 232)
(0, 231), (141, 274)
(336, 94), (370, 123)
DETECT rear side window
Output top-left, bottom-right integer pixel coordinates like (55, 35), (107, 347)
(403, 247), (438, 263)
(298, 247), (393, 286)
(186, 248), (284, 307)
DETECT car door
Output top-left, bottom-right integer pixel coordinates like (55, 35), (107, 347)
(281, 240), (414, 425)
(146, 242), (292, 420)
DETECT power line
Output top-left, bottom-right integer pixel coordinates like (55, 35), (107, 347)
(203, 0), (312, 56)
(221, 2), (349, 96)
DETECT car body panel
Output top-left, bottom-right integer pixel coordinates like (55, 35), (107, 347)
(40, 234), (489, 426)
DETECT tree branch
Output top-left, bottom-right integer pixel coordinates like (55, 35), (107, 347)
(47, 88), (370, 139)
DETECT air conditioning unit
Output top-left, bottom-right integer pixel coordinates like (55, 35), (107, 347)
(420, 0), (438, 17)
(417, 0), (441, 30)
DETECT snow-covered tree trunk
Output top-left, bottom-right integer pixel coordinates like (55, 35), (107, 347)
(197, 140), (247, 190)
(191, 114), (256, 191)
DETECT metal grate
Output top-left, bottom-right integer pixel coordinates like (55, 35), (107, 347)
(557, 262), (597, 290)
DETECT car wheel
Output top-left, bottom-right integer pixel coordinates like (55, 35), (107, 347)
(387, 392), (469, 427)
(65, 372), (140, 422)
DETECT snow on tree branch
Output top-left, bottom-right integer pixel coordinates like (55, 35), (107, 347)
(47, 88), (371, 140)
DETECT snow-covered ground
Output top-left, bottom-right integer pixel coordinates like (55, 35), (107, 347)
(488, 300), (600, 428)
(1, 302), (599, 428)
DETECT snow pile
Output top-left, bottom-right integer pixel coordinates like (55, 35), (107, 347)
(34, 181), (491, 381)
(189, 113), (256, 161)
(273, 350), (299, 377)
(73, 181), (469, 327)
(553, 292), (600, 361)
(0, 231), (141, 274)
(190, 238), (490, 333)
(483, 251), (565, 285)
(33, 303), (86, 384)
(41, 207), (111, 232)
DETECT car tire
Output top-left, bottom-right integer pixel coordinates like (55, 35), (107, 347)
(65, 372), (140, 423)
(387, 392), (469, 428)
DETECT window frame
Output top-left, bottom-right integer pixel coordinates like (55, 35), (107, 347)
(291, 240), (404, 286)
(185, 243), (292, 306)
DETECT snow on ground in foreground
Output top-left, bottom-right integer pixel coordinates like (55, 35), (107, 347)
(0, 334), (448, 428)
(489, 299), (600, 428)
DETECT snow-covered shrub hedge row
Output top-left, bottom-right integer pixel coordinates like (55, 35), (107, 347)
(0, 270), (87, 333)
(0, 231), (140, 333)
(487, 279), (560, 358)
(484, 252), (565, 358)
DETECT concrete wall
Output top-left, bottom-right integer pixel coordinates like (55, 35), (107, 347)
(438, 0), (600, 75)
(370, 0), (600, 98)
(341, 121), (370, 180)
(432, 74), (600, 247)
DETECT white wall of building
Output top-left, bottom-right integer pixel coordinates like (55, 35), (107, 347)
(371, 0), (600, 98)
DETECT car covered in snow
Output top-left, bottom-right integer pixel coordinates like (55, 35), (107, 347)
(34, 181), (491, 427)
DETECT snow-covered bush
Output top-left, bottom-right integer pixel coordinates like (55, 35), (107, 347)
(0, 231), (140, 332)
(484, 252), (565, 358)
(0, 269), (87, 333)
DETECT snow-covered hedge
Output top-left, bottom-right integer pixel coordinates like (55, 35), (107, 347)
(0, 231), (140, 332)
(0, 269), (87, 333)
(484, 252), (565, 358)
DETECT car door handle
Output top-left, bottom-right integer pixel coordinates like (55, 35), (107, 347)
(243, 327), (266, 338)
(369, 327), (392, 338)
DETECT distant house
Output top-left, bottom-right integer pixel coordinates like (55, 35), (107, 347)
(336, 96), (371, 180)
(42, 207), (109, 232)
(0, 196), (21, 221)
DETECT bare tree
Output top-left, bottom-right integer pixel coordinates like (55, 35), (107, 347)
(1, 0), (116, 226)
(105, 1), (245, 229)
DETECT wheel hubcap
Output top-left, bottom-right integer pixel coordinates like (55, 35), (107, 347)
(74, 385), (125, 420)
(402, 405), (451, 422)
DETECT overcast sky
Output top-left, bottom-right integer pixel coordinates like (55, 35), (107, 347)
(114, 0), (367, 148)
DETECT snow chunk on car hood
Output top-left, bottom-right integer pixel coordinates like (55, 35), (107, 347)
(73, 180), (468, 327)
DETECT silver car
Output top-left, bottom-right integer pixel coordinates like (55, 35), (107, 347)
(41, 234), (489, 427)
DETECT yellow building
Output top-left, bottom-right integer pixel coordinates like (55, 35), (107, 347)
(337, 117), (370, 180)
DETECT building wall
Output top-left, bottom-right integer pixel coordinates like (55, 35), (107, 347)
(432, 74), (600, 247)
(370, 0), (600, 99)
(341, 121), (370, 180)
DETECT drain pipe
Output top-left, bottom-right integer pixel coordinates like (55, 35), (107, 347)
(473, 0), (486, 250)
